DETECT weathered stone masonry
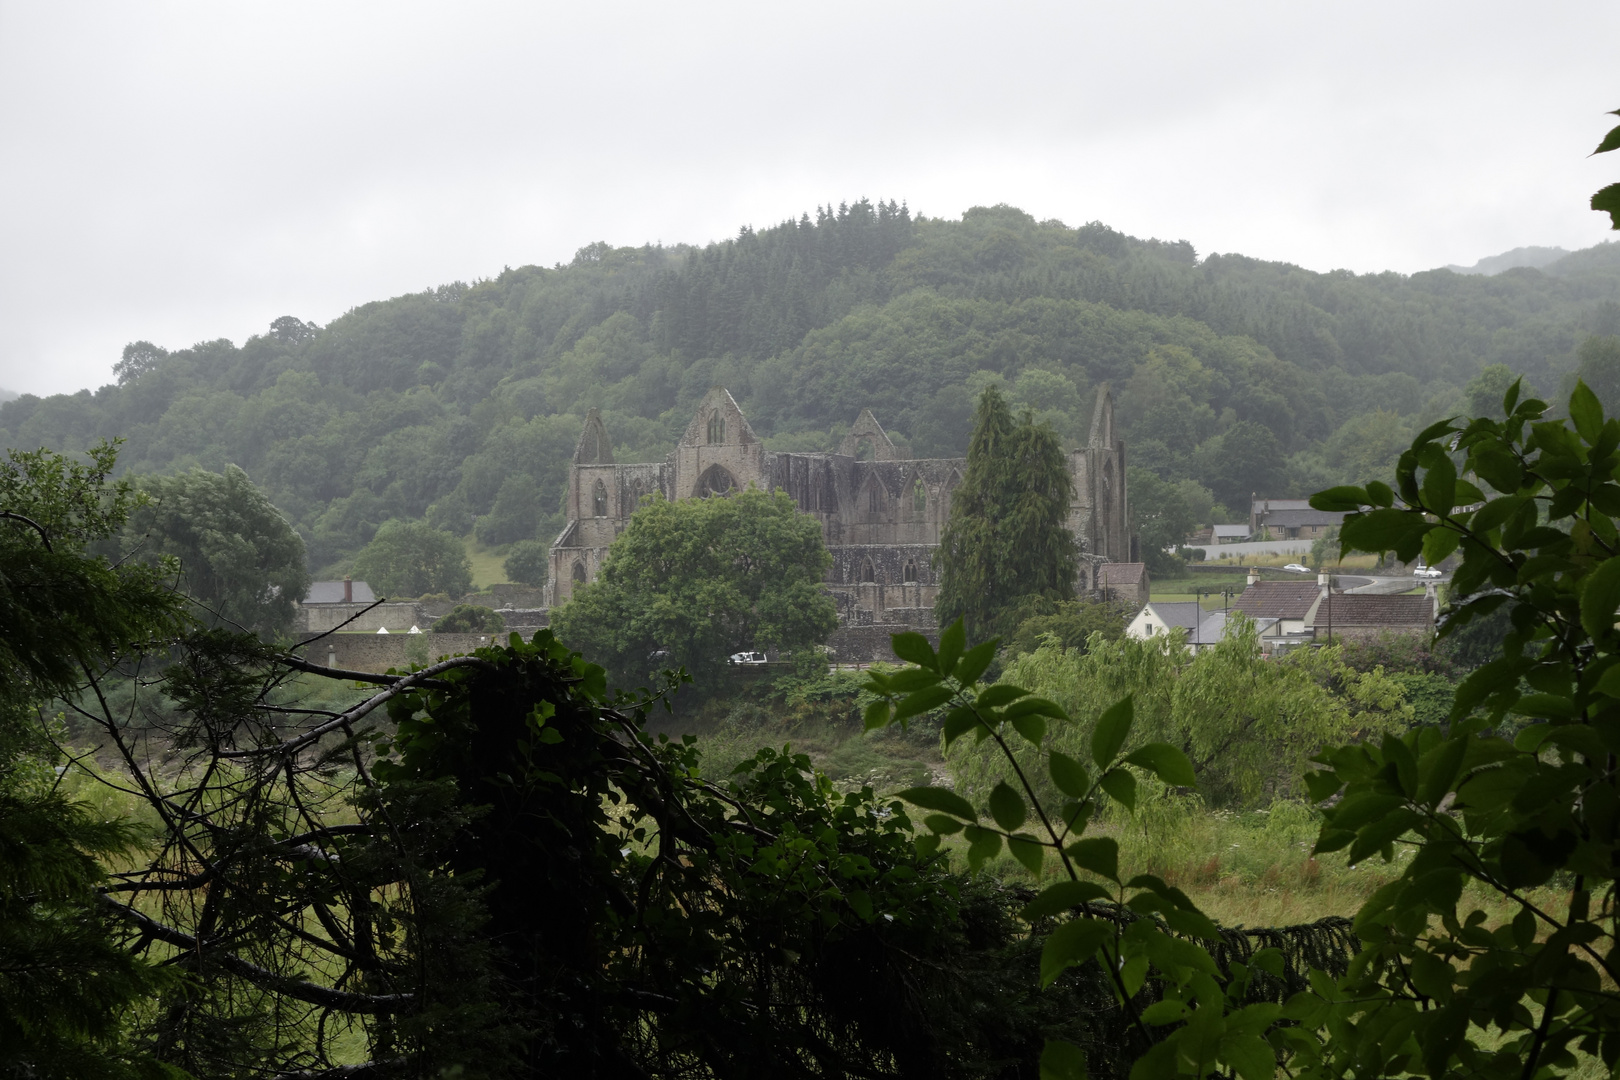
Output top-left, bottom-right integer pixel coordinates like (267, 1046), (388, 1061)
(547, 386), (1134, 659)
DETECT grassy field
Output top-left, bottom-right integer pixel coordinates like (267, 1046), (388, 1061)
(463, 534), (511, 590)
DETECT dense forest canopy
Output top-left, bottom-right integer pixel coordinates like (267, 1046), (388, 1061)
(5, 200), (1619, 577)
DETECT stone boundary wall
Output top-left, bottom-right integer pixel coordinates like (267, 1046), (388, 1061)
(299, 602), (423, 633)
(301, 633), (504, 674)
(830, 624), (939, 664)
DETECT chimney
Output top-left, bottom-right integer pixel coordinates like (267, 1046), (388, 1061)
(343, 576), (353, 603)
(1318, 572), (1331, 598)
(1247, 568), (1259, 587)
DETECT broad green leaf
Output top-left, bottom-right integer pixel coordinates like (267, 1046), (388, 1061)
(937, 618), (965, 677)
(1309, 486), (1366, 512)
(1221, 1034), (1278, 1080)
(964, 824), (1003, 869)
(988, 781), (1027, 831)
(922, 813), (966, 835)
(1162, 906), (1222, 941)
(1004, 697), (1070, 721)
(896, 786), (977, 821)
(1365, 480), (1395, 507)
(893, 684), (953, 721)
(1341, 507), (1429, 558)
(862, 700), (891, 731)
(1140, 999), (1189, 1025)
(885, 667), (944, 693)
(1008, 833), (1045, 875)
(890, 631), (938, 671)
(1419, 449), (1457, 514)
(1571, 380), (1605, 443)
(975, 683), (1028, 709)
(1021, 880), (1112, 921)
(1421, 526), (1461, 568)
(942, 706), (979, 745)
(1039, 1038), (1088, 1080)
(1596, 182), (1620, 229)
(1418, 736), (1468, 806)
(1067, 836), (1119, 881)
(1581, 554), (1620, 642)
(1010, 714), (1047, 746)
(1123, 743), (1198, 788)
(1091, 696), (1133, 768)
(1049, 751), (1090, 798)
(954, 639), (999, 686)
(1098, 768), (1136, 811)
(1595, 121), (1620, 156)
(1039, 917), (1113, 987)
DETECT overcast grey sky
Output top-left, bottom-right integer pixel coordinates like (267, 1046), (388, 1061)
(1, 1), (1616, 398)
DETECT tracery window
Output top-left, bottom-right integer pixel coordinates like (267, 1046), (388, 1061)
(868, 483), (884, 512)
(706, 413), (725, 444)
(903, 560), (918, 583)
(861, 559), (877, 583)
(592, 480), (608, 517)
(912, 479), (926, 512)
(695, 464), (736, 498)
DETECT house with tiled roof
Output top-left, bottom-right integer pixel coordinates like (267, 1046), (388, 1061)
(1249, 497), (1345, 540)
(1230, 580), (1324, 635)
(1126, 601), (1281, 654)
(1310, 593), (1435, 641)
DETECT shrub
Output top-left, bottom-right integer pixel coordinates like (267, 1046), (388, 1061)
(433, 604), (505, 634)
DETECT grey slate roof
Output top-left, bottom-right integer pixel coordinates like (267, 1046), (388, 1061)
(304, 580), (377, 604)
(1143, 601), (1202, 630)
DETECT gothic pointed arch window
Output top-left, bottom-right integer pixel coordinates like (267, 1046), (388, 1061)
(572, 562), (587, 584)
(592, 479), (608, 517)
(695, 464), (736, 498)
(706, 413), (726, 444)
(912, 478), (927, 512)
(861, 559), (877, 583)
(867, 481), (885, 513)
(903, 560), (918, 583)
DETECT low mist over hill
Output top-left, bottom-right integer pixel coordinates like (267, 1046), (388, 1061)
(1443, 245), (1577, 276)
(5, 202), (1619, 577)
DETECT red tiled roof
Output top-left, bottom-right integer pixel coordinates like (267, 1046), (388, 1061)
(1231, 581), (1321, 619)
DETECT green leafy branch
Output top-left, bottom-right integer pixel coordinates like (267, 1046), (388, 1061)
(863, 621), (1297, 1080)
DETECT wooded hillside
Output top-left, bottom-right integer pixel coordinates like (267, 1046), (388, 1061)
(5, 200), (1619, 575)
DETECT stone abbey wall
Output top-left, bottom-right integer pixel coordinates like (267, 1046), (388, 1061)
(547, 386), (1133, 640)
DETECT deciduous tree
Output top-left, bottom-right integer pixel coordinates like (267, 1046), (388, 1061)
(550, 487), (838, 687)
(127, 464), (310, 635)
(351, 518), (472, 599)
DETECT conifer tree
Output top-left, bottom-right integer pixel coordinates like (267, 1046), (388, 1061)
(935, 386), (1077, 640)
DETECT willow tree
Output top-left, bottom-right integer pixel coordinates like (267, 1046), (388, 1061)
(935, 386), (1077, 640)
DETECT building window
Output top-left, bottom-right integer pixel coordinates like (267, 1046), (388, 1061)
(868, 483), (884, 512)
(592, 479), (608, 517)
(572, 562), (587, 584)
(861, 559), (877, 583)
(706, 413), (725, 444)
(903, 560), (918, 583)
(695, 464), (735, 498)
(912, 479), (926, 512)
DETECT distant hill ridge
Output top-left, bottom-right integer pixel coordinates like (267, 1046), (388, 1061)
(3, 201), (1619, 580)
(1442, 243), (1620, 277)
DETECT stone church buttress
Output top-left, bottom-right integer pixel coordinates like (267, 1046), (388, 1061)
(546, 387), (1134, 625)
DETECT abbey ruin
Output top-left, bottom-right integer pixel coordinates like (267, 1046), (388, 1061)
(546, 386), (1137, 645)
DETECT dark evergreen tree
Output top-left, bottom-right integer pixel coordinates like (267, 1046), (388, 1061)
(935, 386), (1076, 640)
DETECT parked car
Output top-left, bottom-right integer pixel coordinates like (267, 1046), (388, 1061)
(729, 650), (768, 665)
(1413, 565), (1443, 578)
(1282, 563), (1311, 574)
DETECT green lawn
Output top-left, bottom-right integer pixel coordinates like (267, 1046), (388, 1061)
(463, 536), (511, 591)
